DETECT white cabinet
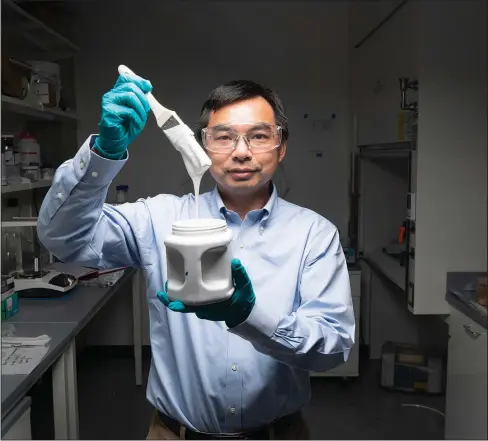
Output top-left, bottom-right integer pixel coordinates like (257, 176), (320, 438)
(312, 269), (361, 377)
(445, 307), (487, 440)
(349, 1), (417, 146)
(2, 397), (32, 440)
(352, 0), (487, 316)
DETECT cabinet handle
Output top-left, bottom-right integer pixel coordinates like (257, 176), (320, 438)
(463, 324), (487, 339)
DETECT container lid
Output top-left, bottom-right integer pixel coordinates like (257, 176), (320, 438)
(172, 218), (227, 235)
(116, 185), (129, 191)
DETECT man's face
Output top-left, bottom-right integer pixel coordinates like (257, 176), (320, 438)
(204, 97), (287, 196)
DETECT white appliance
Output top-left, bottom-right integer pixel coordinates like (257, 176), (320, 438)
(14, 269), (77, 297)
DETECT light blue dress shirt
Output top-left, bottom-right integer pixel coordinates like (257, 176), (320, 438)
(37, 136), (355, 434)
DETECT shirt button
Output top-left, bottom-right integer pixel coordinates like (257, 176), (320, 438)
(56, 192), (63, 199)
(239, 244), (244, 249)
(91, 171), (98, 178)
(231, 364), (238, 371)
(229, 406), (236, 415)
(260, 227), (264, 233)
(80, 160), (85, 169)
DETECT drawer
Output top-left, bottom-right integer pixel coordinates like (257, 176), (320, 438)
(448, 312), (487, 376)
(349, 273), (361, 298)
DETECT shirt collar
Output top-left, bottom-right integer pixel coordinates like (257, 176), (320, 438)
(210, 181), (279, 225)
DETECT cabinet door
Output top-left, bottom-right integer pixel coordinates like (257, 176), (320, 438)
(351, 2), (417, 146)
(445, 310), (487, 440)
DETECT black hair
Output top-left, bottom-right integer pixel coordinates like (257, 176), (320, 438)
(195, 80), (289, 144)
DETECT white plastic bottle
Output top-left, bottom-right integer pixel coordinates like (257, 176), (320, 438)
(164, 218), (235, 305)
(18, 133), (41, 167)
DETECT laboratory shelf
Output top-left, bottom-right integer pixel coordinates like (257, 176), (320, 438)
(1, 0), (79, 61)
(1, 95), (78, 122)
(364, 248), (406, 291)
(358, 141), (413, 158)
(1, 180), (52, 194)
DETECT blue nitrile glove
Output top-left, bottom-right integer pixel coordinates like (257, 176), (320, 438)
(157, 258), (256, 328)
(93, 73), (153, 160)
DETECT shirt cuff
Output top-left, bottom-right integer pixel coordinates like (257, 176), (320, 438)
(74, 135), (128, 186)
(228, 296), (281, 341)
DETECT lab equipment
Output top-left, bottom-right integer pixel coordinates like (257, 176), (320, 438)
(1, 151), (6, 186)
(2, 134), (20, 185)
(381, 341), (444, 394)
(1, 135), (13, 185)
(14, 258), (77, 298)
(1, 291), (19, 320)
(1, 222), (49, 275)
(163, 218), (234, 305)
(116, 185), (129, 204)
(18, 133), (41, 182)
(27, 61), (61, 108)
(117, 65), (212, 217)
(2, 230), (20, 274)
(2, 134), (15, 158)
(1, 223), (77, 297)
(158, 258), (256, 328)
(40, 165), (54, 180)
(1, 276), (19, 320)
(14, 271), (77, 297)
(2, 275), (15, 294)
(93, 72), (152, 159)
(21, 165), (40, 182)
(201, 123), (282, 153)
(18, 132), (41, 168)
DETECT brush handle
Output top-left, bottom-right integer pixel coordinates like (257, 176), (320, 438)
(118, 64), (136, 78)
(118, 64), (160, 110)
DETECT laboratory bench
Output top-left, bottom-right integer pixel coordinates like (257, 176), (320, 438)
(444, 272), (487, 440)
(1, 267), (143, 440)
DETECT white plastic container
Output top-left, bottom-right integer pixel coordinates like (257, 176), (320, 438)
(164, 218), (234, 305)
(18, 133), (41, 168)
(27, 61), (61, 108)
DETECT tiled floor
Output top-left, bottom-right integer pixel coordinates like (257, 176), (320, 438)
(29, 348), (446, 440)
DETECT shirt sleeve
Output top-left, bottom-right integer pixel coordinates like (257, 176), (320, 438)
(229, 226), (355, 372)
(37, 135), (150, 269)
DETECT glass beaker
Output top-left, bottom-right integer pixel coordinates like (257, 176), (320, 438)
(2, 230), (21, 274)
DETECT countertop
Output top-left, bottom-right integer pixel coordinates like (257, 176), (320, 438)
(1, 322), (77, 420)
(446, 271), (487, 329)
(1, 268), (137, 419)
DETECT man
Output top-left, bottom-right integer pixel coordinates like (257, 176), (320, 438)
(38, 72), (355, 440)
